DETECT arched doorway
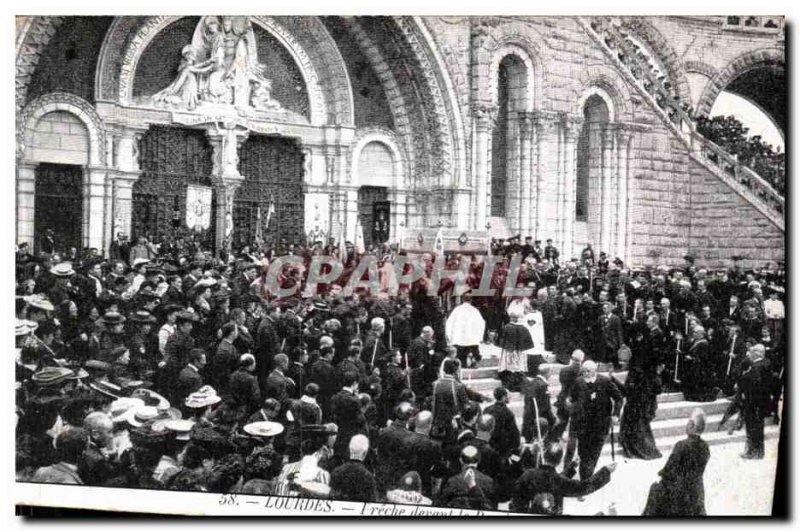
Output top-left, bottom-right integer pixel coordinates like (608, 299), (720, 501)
(132, 125), (216, 251)
(34, 163), (83, 254)
(235, 134), (306, 248)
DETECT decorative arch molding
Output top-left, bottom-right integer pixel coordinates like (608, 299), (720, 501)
(348, 126), (408, 189)
(684, 60), (719, 78)
(696, 47), (785, 117)
(341, 19), (416, 184)
(15, 16), (66, 113)
(486, 37), (546, 112)
(619, 16), (692, 103)
(18, 91), (107, 166)
(573, 66), (632, 121)
(393, 16), (459, 188)
(577, 86), (617, 122)
(95, 16), (354, 126)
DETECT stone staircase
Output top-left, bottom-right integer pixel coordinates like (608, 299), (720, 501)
(464, 345), (781, 457)
(579, 16), (785, 233)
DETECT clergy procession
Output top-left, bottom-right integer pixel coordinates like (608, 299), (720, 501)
(15, 234), (785, 515)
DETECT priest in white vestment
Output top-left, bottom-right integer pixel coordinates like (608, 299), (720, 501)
(445, 291), (486, 368)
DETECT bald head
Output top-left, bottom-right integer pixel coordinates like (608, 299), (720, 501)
(581, 360), (598, 379)
(749, 343), (766, 361)
(571, 350), (585, 364)
(686, 408), (706, 436)
(319, 335), (334, 349)
(476, 414), (495, 436)
(349, 434), (370, 461)
(413, 410), (433, 435)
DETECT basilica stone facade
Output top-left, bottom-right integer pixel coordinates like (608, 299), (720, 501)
(15, 16), (785, 268)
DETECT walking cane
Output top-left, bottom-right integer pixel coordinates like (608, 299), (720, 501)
(673, 338), (682, 384)
(609, 422), (616, 462)
(532, 396), (544, 467)
(280, 338), (286, 353)
(726, 336), (736, 378)
(370, 338), (379, 369)
(404, 350), (412, 388)
(389, 317), (393, 350)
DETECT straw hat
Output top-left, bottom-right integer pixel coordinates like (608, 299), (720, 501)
(23, 295), (54, 313)
(31, 367), (73, 387)
(242, 421), (285, 438)
(185, 386), (221, 409)
(109, 397), (146, 423)
(49, 262), (75, 277)
(123, 405), (161, 428)
(15, 319), (38, 336)
(158, 419), (194, 440)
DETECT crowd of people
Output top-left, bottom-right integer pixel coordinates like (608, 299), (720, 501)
(14, 232), (785, 514)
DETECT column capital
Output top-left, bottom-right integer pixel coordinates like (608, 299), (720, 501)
(472, 103), (499, 130)
(560, 113), (585, 139)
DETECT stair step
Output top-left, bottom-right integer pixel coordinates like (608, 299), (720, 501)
(599, 422), (781, 458)
(464, 370), (628, 395)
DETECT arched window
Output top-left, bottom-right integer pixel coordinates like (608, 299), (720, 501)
(491, 55), (527, 218)
(575, 95), (610, 244)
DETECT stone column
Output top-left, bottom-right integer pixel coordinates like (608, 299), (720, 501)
(600, 125), (615, 254)
(533, 112), (558, 242)
(16, 162), (37, 248)
(616, 126), (634, 264)
(562, 117), (584, 259)
(86, 167), (108, 252)
(505, 114), (520, 229)
(472, 104), (498, 230)
(208, 126), (248, 255)
(111, 130), (142, 243)
(518, 112), (533, 235)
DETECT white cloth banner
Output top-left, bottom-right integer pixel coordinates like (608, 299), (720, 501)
(186, 184), (213, 230)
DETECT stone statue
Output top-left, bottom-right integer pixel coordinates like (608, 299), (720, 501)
(151, 16), (282, 112)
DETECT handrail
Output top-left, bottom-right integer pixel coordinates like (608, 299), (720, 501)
(582, 16), (784, 228)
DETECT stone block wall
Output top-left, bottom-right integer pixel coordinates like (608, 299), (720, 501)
(26, 110), (89, 165)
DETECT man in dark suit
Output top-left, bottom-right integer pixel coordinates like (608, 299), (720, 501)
(569, 360), (622, 480)
(467, 414), (503, 483)
(483, 387), (521, 459)
(108, 232), (130, 264)
(659, 298), (679, 335)
(643, 409), (710, 515)
(177, 348), (206, 406)
(431, 360), (469, 442)
(162, 311), (197, 403)
(598, 302), (624, 366)
(510, 441), (616, 515)
(264, 353), (294, 406)
(739, 344), (772, 459)
(209, 322), (239, 396)
(330, 434), (377, 502)
(403, 410), (444, 498)
(552, 350), (584, 461)
(375, 402), (415, 495)
(310, 346), (337, 420)
(436, 445), (496, 510)
(683, 326), (716, 402)
(255, 303), (282, 384)
(228, 353), (262, 421)
(521, 366), (556, 443)
(330, 371), (367, 461)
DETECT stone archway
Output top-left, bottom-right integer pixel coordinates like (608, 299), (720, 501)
(696, 47), (785, 118)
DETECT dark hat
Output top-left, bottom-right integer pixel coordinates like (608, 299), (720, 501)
(129, 310), (157, 324)
(156, 302), (184, 316)
(100, 311), (126, 325)
(85, 359), (112, 374)
(88, 380), (124, 399)
(683, 255), (695, 263)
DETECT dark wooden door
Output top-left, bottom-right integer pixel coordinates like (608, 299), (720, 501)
(357, 186), (388, 248)
(34, 163), (83, 254)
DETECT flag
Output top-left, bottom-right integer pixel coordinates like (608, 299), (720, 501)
(254, 205), (263, 246)
(266, 192), (276, 231)
(433, 226), (445, 256)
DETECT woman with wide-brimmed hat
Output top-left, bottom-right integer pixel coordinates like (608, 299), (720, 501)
(127, 310), (158, 379)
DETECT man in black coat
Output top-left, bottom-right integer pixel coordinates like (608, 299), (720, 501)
(255, 304), (282, 384)
(436, 445), (496, 510)
(739, 344), (772, 459)
(467, 414), (503, 484)
(330, 371), (367, 461)
(176, 349), (206, 406)
(310, 346), (337, 421)
(521, 366), (557, 443)
(510, 441), (616, 515)
(209, 322), (239, 396)
(403, 410), (444, 498)
(483, 387), (521, 458)
(569, 360), (622, 480)
(598, 302), (624, 366)
(643, 409), (710, 515)
(330, 434), (377, 502)
(228, 353), (262, 421)
(264, 353), (294, 406)
(431, 360), (469, 442)
(682, 326), (717, 402)
(375, 402), (415, 495)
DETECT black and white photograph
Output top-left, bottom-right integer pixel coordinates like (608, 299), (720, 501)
(11, 2), (790, 519)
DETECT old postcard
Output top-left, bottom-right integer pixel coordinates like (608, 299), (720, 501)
(13, 9), (786, 517)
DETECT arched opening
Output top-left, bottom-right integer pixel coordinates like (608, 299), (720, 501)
(576, 94), (610, 249)
(28, 111), (88, 254)
(491, 54), (527, 218)
(132, 125), (216, 251)
(356, 140), (395, 247)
